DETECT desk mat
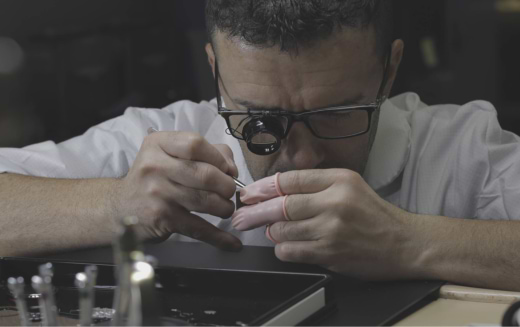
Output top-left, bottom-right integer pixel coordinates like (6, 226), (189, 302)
(0, 257), (335, 326)
(37, 241), (444, 326)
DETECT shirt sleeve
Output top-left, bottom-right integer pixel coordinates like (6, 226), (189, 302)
(0, 100), (218, 178)
(474, 106), (520, 220)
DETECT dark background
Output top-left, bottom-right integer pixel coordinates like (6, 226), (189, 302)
(0, 0), (519, 147)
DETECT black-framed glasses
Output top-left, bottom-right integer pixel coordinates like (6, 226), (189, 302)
(215, 48), (391, 142)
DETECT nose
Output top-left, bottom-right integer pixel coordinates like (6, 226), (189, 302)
(281, 123), (325, 170)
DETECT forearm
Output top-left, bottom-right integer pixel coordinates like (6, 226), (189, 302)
(408, 214), (520, 291)
(0, 173), (120, 256)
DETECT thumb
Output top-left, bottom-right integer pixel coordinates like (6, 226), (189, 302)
(213, 144), (239, 177)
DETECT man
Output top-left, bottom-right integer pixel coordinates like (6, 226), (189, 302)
(1, 0), (520, 291)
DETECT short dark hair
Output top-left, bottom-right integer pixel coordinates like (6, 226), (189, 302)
(205, 0), (393, 58)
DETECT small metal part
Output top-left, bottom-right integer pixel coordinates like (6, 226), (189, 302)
(28, 311), (42, 322)
(7, 277), (30, 326)
(91, 308), (115, 322)
(31, 274), (58, 326)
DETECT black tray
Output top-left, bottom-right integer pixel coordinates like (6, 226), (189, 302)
(0, 257), (336, 326)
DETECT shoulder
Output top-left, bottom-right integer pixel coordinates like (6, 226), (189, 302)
(391, 92), (497, 124)
(390, 93), (517, 217)
(160, 98), (218, 117)
(390, 92), (500, 147)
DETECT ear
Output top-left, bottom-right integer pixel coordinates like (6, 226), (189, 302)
(205, 43), (216, 78)
(382, 39), (404, 97)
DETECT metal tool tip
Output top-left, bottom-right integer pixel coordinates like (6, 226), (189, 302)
(122, 215), (139, 226)
(233, 177), (246, 188)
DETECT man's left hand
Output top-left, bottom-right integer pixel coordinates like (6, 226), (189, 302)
(232, 169), (422, 280)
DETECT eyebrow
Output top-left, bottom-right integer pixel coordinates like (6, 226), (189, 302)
(233, 93), (366, 111)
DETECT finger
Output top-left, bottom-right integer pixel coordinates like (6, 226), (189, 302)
(169, 183), (235, 218)
(240, 169), (357, 205)
(267, 219), (318, 243)
(278, 169), (361, 195)
(172, 210), (243, 251)
(213, 144), (239, 178)
(283, 193), (324, 222)
(147, 131), (234, 175)
(240, 169), (351, 205)
(167, 158), (236, 199)
(239, 173), (281, 205)
(232, 193), (323, 231)
(232, 197), (285, 231)
(274, 240), (328, 265)
(140, 148), (235, 199)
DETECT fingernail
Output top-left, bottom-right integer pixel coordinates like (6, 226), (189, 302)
(220, 235), (243, 252)
(265, 225), (277, 244)
(231, 209), (247, 231)
(231, 214), (240, 229)
(239, 175), (278, 205)
(239, 188), (247, 199)
(230, 241), (243, 252)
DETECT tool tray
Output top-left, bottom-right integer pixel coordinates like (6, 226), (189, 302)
(0, 257), (335, 326)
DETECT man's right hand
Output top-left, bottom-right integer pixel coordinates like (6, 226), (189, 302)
(113, 131), (242, 251)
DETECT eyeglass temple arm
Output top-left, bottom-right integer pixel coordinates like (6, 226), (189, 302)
(214, 60), (224, 108)
(376, 46), (393, 104)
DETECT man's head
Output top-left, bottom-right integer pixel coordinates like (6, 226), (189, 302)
(205, 0), (404, 181)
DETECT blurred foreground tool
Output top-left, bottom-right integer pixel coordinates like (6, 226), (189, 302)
(112, 216), (160, 326)
(32, 263), (58, 326)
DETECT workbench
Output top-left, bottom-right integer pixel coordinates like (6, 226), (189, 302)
(42, 242), (443, 326)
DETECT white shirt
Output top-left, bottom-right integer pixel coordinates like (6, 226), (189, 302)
(1, 93), (519, 246)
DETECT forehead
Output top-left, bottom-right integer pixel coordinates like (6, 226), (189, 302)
(214, 28), (381, 110)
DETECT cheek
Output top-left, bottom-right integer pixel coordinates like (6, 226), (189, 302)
(241, 132), (372, 179)
(321, 134), (371, 171)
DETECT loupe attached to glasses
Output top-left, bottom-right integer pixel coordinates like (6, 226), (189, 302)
(242, 116), (285, 155)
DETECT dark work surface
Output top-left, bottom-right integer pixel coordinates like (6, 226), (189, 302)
(40, 242), (443, 326)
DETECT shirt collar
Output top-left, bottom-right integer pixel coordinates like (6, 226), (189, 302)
(362, 96), (411, 191)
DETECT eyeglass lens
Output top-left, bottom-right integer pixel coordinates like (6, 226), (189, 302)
(227, 109), (369, 140)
